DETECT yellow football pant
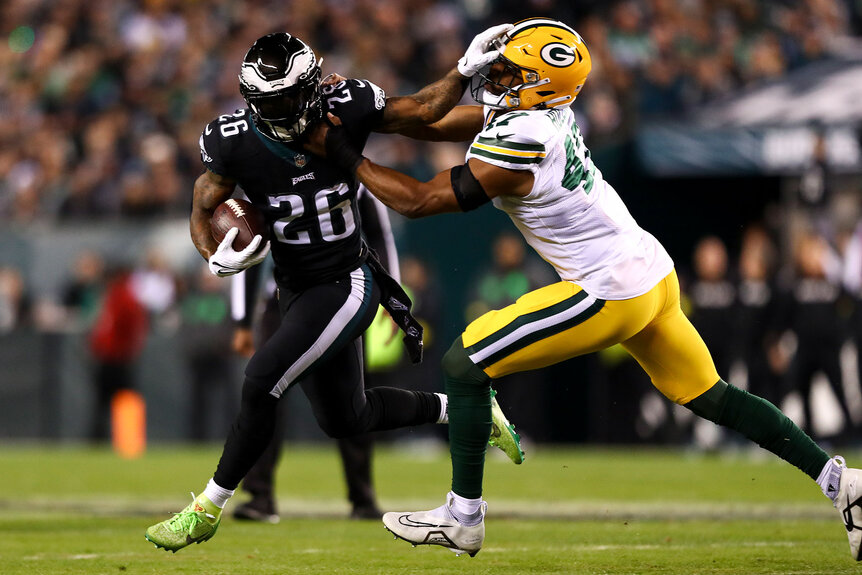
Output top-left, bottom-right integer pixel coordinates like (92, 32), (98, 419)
(461, 270), (719, 405)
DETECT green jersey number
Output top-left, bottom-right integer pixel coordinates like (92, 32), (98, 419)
(486, 111), (529, 131)
(559, 117), (595, 194)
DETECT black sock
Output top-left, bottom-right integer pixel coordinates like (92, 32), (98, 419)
(363, 387), (440, 431)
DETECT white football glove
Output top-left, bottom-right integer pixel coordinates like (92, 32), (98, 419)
(457, 23), (514, 78)
(208, 227), (271, 277)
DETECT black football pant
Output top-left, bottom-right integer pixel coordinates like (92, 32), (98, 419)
(241, 403), (377, 510)
(214, 263), (439, 491)
(240, 292), (377, 510)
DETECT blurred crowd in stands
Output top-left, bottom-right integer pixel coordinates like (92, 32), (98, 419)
(2, 0), (861, 221)
(2, 0), (862, 443)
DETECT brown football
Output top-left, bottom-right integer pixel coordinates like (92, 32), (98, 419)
(211, 198), (268, 251)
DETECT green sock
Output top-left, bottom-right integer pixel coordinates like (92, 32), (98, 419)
(685, 380), (829, 479)
(442, 337), (492, 499)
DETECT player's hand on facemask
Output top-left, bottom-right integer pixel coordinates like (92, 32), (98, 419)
(322, 72), (347, 87)
(457, 23), (514, 78)
(208, 228), (271, 277)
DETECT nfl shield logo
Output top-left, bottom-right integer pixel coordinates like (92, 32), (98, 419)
(294, 154), (307, 168)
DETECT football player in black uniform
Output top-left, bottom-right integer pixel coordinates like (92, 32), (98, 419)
(230, 187), (402, 523)
(146, 26), (522, 552)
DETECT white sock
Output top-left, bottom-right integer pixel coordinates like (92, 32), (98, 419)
(436, 393), (448, 424)
(817, 455), (845, 502)
(449, 491), (483, 520)
(203, 478), (235, 509)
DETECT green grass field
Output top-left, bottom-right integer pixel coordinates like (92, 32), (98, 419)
(0, 443), (858, 574)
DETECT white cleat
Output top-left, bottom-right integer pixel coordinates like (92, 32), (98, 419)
(382, 494), (486, 557)
(834, 457), (862, 561)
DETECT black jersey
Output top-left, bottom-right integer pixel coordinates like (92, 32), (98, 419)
(199, 79), (387, 288)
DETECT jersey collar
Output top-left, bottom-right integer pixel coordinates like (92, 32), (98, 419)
(250, 118), (310, 168)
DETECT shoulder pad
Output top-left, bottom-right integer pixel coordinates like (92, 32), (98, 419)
(469, 110), (551, 169)
(198, 109), (252, 175)
(321, 79), (386, 142)
(483, 109), (558, 145)
(199, 119), (222, 171)
(323, 79), (386, 112)
(350, 79), (387, 111)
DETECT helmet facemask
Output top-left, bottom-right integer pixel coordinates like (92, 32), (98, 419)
(241, 66), (322, 143)
(470, 56), (547, 110)
(238, 33), (323, 143)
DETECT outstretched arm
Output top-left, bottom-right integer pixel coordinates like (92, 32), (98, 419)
(315, 113), (530, 218)
(377, 69), (470, 134)
(396, 105), (485, 142)
(353, 157), (532, 219)
(375, 24), (511, 135)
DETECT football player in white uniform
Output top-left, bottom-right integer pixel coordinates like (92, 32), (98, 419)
(315, 17), (862, 560)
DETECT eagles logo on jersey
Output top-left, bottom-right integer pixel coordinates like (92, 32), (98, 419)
(472, 17), (592, 110)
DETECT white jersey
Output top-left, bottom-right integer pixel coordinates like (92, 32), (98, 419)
(467, 106), (673, 300)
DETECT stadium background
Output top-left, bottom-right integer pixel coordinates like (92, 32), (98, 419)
(1, 0), (861, 449)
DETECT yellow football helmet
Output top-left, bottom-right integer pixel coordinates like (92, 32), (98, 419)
(473, 17), (592, 110)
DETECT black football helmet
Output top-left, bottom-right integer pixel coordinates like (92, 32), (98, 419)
(238, 33), (322, 143)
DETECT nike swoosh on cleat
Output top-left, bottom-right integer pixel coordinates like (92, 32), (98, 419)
(186, 534), (208, 545)
(842, 493), (862, 532)
(398, 514), (453, 529)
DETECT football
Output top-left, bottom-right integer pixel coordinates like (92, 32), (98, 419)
(211, 198), (269, 251)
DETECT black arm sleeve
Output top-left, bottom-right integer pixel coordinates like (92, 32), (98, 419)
(450, 162), (491, 212)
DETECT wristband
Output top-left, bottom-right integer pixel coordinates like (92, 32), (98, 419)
(325, 125), (365, 174)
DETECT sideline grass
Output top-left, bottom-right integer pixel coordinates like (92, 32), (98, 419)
(0, 444), (858, 574)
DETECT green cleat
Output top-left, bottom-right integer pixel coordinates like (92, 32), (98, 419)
(488, 389), (525, 464)
(145, 493), (221, 552)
